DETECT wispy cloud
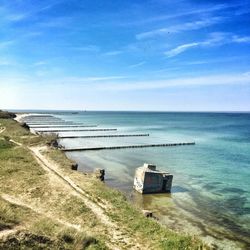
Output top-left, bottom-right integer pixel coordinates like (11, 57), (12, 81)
(58, 76), (127, 83)
(5, 13), (27, 22)
(182, 56), (250, 65)
(128, 61), (146, 68)
(165, 43), (199, 57)
(0, 1), (63, 23)
(33, 61), (48, 66)
(164, 32), (238, 57)
(96, 72), (250, 91)
(71, 45), (100, 52)
(116, 3), (241, 27)
(0, 40), (15, 49)
(232, 35), (250, 43)
(0, 58), (15, 66)
(39, 17), (73, 28)
(102, 50), (123, 56)
(136, 17), (223, 40)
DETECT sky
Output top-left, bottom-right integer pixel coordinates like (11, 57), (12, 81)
(0, 0), (250, 111)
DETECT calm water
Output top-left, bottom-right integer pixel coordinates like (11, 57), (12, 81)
(25, 111), (250, 249)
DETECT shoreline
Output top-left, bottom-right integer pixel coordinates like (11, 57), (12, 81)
(15, 112), (248, 249)
(70, 150), (248, 250)
(0, 112), (206, 249)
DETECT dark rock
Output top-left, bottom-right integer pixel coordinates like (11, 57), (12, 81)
(95, 168), (105, 181)
(20, 122), (30, 130)
(71, 163), (78, 171)
(142, 210), (153, 218)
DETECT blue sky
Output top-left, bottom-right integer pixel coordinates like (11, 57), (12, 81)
(0, 0), (250, 111)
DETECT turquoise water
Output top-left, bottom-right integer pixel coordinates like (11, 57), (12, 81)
(27, 111), (250, 248)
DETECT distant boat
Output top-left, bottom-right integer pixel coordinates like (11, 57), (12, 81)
(71, 112), (79, 114)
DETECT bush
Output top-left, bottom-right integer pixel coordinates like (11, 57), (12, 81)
(0, 110), (16, 119)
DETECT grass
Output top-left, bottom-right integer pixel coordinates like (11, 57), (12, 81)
(0, 118), (208, 249)
(0, 198), (20, 230)
(44, 147), (76, 169)
(0, 118), (57, 146)
(0, 139), (14, 150)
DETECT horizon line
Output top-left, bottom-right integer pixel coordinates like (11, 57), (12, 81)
(5, 109), (250, 113)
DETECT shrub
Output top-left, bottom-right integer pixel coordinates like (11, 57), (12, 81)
(0, 110), (16, 119)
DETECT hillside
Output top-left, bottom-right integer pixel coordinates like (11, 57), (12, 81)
(0, 117), (206, 249)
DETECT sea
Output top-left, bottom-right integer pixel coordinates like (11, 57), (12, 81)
(17, 111), (250, 249)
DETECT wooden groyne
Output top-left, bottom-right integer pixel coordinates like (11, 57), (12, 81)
(59, 134), (150, 139)
(28, 125), (98, 128)
(23, 115), (54, 118)
(62, 142), (195, 151)
(23, 119), (63, 122)
(36, 128), (118, 132)
(23, 115), (61, 120)
(25, 121), (78, 125)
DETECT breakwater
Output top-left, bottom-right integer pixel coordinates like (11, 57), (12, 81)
(62, 142), (195, 151)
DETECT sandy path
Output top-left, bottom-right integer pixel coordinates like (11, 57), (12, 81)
(1, 194), (81, 231)
(29, 146), (142, 250)
(0, 226), (23, 239)
(0, 126), (6, 134)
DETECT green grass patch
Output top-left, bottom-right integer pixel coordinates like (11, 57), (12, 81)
(0, 198), (19, 230)
(58, 228), (107, 250)
(0, 145), (47, 196)
(0, 231), (65, 250)
(0, 139), (14, 150)
(0, 118), (57, 146)
(44, 148), (76, 170)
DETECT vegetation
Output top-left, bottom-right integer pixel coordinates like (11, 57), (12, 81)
(0, 110), (16, 119)
(0, 117), (208, 249)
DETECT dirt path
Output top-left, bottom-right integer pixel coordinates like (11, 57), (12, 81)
(0, 126), (6, 134)
(29, 146), (142, 250)
(9, 139), (22, 146)
(0, 226), (23, 239)
(1, 194), (81, 231)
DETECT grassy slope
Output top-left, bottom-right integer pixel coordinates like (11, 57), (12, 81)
(0, 118), (207, 249)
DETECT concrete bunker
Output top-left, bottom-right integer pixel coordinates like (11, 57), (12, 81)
(133, 163), (173, 194)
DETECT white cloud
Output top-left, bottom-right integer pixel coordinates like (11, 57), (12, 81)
(117, 3), (240, 27)
(102, 50), (123, 56)
(96, 72), (250, 91)
(71, 45), (100, 52)
(55, 76), (127, 83)
(1, 72), (249, 110)
(33, 61), (48, 66)
(232, 35), (250, 43)
(0, 58), (15, 66)
(0, 40), (15, 49)
(136, 17), (223, 40)
(164, 32), (229, 57)
(5, 13), (27, 22)
(165, 42), (199, 57)
(128, 61), (146, 68)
